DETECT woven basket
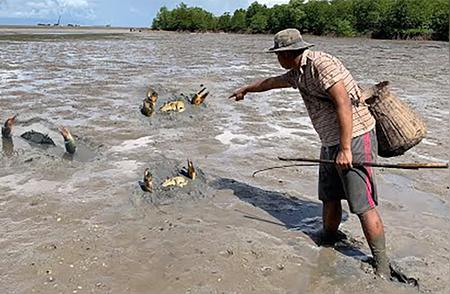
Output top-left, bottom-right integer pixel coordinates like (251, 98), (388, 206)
(362, 81), (427, 158)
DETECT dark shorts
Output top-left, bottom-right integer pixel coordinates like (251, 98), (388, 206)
(318, 129), (378, 215)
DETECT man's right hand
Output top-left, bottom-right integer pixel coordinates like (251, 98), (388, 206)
(228, 86), (247, 101)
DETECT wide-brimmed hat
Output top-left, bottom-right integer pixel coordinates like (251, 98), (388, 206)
(267, 28), (314, 53)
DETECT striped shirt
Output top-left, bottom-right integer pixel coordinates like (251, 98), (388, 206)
(281, 49), (375, 147)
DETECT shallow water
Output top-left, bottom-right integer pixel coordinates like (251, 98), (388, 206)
(0, 28), (448, 294)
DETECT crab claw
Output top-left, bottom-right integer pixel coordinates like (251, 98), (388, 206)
(191, 91), (209, 106)
(196, 87), (207, 96)
(59, 126), (76, 154)
(141, 99), (155, 117)
(58, 126), (73, 141)
(146, 88), (159, 104)
(142, 168), (153, 192)
(3, 115), (17, 128)
(2, 115), (17, 138)
(187, 159), (196, 180)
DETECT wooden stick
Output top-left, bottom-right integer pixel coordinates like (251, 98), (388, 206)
(278, 157), (449, 170)
(252, 163), (318, 177)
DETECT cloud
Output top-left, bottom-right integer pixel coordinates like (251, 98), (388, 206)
(0, 0), (7, 10)
(61, 0), (89, 7)
(248, 0), (289, 7)
(0, 1), (291, 26)
(0, 0), (95, 20)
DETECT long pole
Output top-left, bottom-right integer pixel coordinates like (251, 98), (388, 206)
(278, 157), (449, 170)
(252, 163), (319, 177)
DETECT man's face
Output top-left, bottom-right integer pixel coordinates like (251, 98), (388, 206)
(276, 52), (294, 69)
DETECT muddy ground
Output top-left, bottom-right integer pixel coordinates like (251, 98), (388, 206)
(0, 27), (448, 294)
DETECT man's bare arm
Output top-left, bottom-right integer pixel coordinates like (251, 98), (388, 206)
(327, 80), (353, 169)
(229, 75), (291, 101)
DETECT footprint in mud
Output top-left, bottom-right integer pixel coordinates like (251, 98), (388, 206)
(131, 158), (212, 208)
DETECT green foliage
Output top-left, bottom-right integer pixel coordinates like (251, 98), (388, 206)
(429, 0), (449, 41)
(249, 12), (268, 33)
(217, 12), (232, 32)
(353, 0), (393, 35)
(331, 19), (357, 37)
(303, 0), (333, 35)
(267, 4), (305, 33)
(151, 0), (448, 41)
(152, 2), (215, 31)
(245, 2), (269, 33)
(230, 9), (247, 32)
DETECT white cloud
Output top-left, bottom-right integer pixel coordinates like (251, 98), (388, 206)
(0, 0), (95, 20)
(60, 0), (89, 8)
(249, 0), (289, 7)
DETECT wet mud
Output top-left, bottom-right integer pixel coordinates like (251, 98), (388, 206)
(132, 157), (211, 207)
(0, 28), (448, 294)
(139, 89), (210, 130)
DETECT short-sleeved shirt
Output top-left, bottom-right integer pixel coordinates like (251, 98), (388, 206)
(281, 49), (375, 147)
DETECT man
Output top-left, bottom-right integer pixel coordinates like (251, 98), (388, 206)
(229, 28), (390, 278)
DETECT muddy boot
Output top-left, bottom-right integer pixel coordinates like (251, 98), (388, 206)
(374, 254), (390, 279)
(318, 230), (346, 247)
(369, 235), (390, 279)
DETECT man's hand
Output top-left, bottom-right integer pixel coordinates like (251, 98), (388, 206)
(228, 86), (248, 101)
(229, 76), (292, 102)
(336, 148), (353, 170)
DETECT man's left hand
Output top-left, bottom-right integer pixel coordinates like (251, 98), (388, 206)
(336, 148), (353, 170)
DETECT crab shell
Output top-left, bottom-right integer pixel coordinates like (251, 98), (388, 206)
(159, 100), (185, 113)
(162, 176), (188, 188)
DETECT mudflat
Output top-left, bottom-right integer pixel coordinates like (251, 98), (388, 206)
(0, 28), (448, 293)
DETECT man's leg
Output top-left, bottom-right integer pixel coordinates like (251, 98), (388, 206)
(321, 200), (342, 245)
(318, 145), (345, 245)
(358, 207), (390, 277)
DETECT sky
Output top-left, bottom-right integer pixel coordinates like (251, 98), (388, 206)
(0, 0), (290, 27)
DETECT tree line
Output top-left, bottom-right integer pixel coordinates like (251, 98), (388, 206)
(151, 0), (449, 41)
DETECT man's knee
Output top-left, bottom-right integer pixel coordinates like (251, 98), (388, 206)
(357, 207), (379, 220)
(358, 207), (385, 235)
